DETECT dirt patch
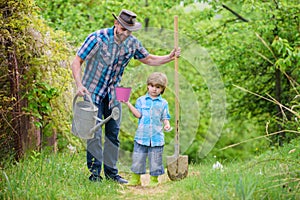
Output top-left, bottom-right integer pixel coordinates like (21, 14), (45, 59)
(119, 174), (171, 197)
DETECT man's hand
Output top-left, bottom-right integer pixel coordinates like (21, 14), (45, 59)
(77, 85), (89, 96)
(169, 47), (181, 59)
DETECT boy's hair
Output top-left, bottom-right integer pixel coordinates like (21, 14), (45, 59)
(147, 72), (168, 94)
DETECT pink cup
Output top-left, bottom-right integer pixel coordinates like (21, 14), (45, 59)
(115, 87), (132, 101)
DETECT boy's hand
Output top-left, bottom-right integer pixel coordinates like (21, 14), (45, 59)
(164, 124), (170, 130)
(163, 120), (171, 132)
(118, 100), (129, 105)
(164, 121), (173, 132)
(164, 126), (173, 132)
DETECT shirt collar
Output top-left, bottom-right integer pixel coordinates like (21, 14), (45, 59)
(108, 26), (115, 43)
(145, 92), (162, 101)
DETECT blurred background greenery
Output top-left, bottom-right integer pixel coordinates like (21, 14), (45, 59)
(0, 0), (299, 165)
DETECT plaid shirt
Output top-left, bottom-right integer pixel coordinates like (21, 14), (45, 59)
(77, 26), (149, 105)
(134, 93), (171, 147)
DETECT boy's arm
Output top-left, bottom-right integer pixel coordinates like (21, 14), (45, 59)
(124, 101), (141, 118)
(162, 102), (171, 131)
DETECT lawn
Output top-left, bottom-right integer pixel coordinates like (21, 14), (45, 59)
(1, 139), (299, 200)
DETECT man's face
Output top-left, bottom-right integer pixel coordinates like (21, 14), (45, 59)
(115, 22), (132, 43)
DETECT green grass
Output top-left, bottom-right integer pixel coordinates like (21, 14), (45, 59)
(1, 139), (299, 200)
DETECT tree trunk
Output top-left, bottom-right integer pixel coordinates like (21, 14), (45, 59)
(7, 44), (24, 160)
(275, 67), (284, 146)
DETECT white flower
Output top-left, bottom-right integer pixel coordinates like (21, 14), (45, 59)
(67, 144), (76, 153)
(213, 161), (224, 171)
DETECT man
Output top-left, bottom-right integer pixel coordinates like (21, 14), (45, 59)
(71, 9), (180, 184)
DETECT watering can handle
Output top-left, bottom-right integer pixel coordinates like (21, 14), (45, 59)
(72, 93), (95, 114)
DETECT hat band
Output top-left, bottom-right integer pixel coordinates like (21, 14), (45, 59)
(118, 16), (135, 27)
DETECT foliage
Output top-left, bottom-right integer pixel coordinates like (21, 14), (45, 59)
(23, 82), (59, 128)
(181, 0), (300, 158)
(33, 0), (300, 162)
(0, 0), (38, 160)
(35, 0), (175, 46)
(0, 0), (75, 160)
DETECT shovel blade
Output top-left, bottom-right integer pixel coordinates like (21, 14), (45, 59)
(167, 155), (188, 181)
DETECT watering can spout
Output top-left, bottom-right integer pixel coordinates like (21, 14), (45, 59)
(89, 107), (120, 134)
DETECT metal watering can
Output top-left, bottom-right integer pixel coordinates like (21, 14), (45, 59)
(71, 94), (120, 139)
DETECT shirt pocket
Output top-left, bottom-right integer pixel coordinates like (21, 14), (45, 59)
(153, 106), (164, 119)
(100, 48), (112, 66)
(139, 106), (150, 123)
(141, 106), (150, 115)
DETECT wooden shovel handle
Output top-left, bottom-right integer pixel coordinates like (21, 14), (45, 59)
(174, 16), (180, 157)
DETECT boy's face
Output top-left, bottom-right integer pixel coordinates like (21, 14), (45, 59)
(147, 83), (164, 98)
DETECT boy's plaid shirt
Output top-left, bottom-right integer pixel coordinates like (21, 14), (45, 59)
(134, 93), (171, 147)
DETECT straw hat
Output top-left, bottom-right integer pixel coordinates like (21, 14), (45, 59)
(112, 9), (142, 32)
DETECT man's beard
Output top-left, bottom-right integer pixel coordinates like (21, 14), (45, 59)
(115, 30), (128, 43)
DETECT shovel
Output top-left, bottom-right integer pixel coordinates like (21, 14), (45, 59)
(167, 16), (188, 181)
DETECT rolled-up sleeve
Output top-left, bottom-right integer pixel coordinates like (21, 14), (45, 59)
(162, 102), (170, 120)
(77, 33), (99, 60)
(134, 41), (149, 60)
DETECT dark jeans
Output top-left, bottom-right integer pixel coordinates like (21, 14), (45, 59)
(86, 95), (121, 179)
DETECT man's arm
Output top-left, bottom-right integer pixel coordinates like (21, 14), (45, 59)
(71, 55), (89, 96)
(139, 48), (180, 66)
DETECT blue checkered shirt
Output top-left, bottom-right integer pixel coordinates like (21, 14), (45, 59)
(134, 93), (171, 147)
(77, 26), (149, 105)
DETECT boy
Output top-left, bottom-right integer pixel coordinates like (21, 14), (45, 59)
(121, 72), (171, 186)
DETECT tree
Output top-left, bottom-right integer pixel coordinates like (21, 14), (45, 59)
(203, 0), (300, 150)
(0, 0), (73, 164)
